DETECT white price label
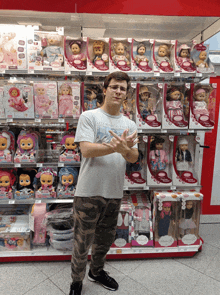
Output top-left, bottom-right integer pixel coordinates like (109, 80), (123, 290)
(86, 71), (92, 76)
(58, 118), (65, 123)
(196, 73), (202, 77)
(35, 199), (42, 203)
(9, 200), (15, 204)
(6, 118), (13, 122)
(154, 72), (160, 77)
(35, 119), (41, 123)
(14, 163), (21, 167)
(174, 72), (180, 77)
(58, 163), (64, 167)
(171, 186), (176, 190)
(37, 163), (43, 167)
(28, 69), (34, 74)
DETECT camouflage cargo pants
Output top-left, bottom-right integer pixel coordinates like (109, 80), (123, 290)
(71, 196), (121, 282)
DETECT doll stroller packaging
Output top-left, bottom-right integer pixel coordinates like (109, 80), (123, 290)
(147, 135), (172, 186)
(189, 83), (216, 130)
(0, 25), (27, 71)
(173, 41), (196, 74)
(172, 135), (199, 186)
(110, 38), (132, 72)
(64, 37), (87, 72)
(131, 39), (153, 73)
(153, 40), (174, 74)
(153, 191), (179, 247)
(0, 130), (15, 163)
(34, 167), (57, 199)
(191, 42), (214, 74)
(162, 83), (190, 130)
(177, 191), (203, 246)
(87, 38), (109, 72)
(136, 83), (162, 130)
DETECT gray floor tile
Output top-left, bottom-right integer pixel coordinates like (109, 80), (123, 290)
(200, 224), (220, 249)
(49, 263), (72, 295)
(203, 248), (220, 282)
(33, 261), (71, 278)
(106, 259), (144, 276)
(23, 279), (65, 295)
(190, 273), (220, 295)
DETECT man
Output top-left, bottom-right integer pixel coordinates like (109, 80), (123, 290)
(69, 71), (139, 295)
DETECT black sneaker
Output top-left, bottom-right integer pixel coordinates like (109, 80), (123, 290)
(69, 281), (82, 295)
(88, 269), (118, 291)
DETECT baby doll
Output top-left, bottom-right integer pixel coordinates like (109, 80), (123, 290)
(40, 34), (64, 66)
(166, 87), (185, 122)
(0, 131), (14, 161)
(0, 170), (16, 199)
(69, 40), (86, 65)
(58, 167), (78, 195)
(193, 88), (210, 120)
(15, 169), (36, 198)
(8, 87), (28, 112)
(149, 136), (168, 175)
(135, 43), (149, 65)
(84, 86), (98, 111)
(34, 84), (52, 117)
(2, 32), (17, 66)
(196, 51), (209, 68)
(15, 131), (38, 160)
(178, 44), (194, 66)
(139, 85), (154, 120)
(35, 167), (57, 196)
(175, 138), (192, 176)
(93, 40), (108, 65)
(179, 200), (197, 236)
(60, 134), (80, 162)
(112, 42), (130, 66)
(156, 44), (171, 65)
(122, 95), (135, 119)
(158, 201), (172, 237)
(58, 83), (76, 117)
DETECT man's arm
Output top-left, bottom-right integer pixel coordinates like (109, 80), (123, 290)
(79, 141), (114, 158)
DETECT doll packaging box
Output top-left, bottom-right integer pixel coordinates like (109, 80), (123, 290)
(177, 191), (203, 246)
(0, 130), (15, 163)
(65, 37), (87, 72)
(57, 167), (78, 198)
(33, 81), (58, 119)
(153, 191), (179, 247)
(109, 38), (132, 72)
(82, 82), (104, 111)
(0, 86), (5, 118)
(14, 168), (36, 200)
(87, 38), (109, 72)
(191, 42), (214, 74)
(27, 29), (64, 72)
(0, 169), (16, 200)
(172, 135), (200, 186)
(124, 136), (146, 189)
(136, 83), (162, 130)
(131, 39), (153, 73)
(147, 135), (172, 186)
(153, 40), (174, 74)
(4, 83), (34, 119)
(189, 83), (216, 130)
(173, 41), (196, 74)
(162, 83), (190, 130)
(121, 83), (136, 121)
(31, 203), (47, 246)
(34, 167), (57, 199)
(0, 25), (27, 71)
(58, 81), (81, 119)
(59, 132), (80, 163)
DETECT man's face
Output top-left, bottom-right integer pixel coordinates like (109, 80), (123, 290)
(103, 78), (127, 108)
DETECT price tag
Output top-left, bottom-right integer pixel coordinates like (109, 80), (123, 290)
(196, 73), (202, 77)
(28, 69), (34, 74)
(6, 118), (13, 123)
(58, 118), (65, 123)
(9, 200), (15, 204)
(161, 129), (167, 133)
(35, 199), (41, 203)
(37, 163), (43, 167)
(116, 249), (122, 254)
(58, 163), (64, 167)
(124, 186), (128, 190)
(174, 72), (180, 77)
(14, 163), (21, 167)
(86, 71), (92, 76)
(145, 186), (149, 190)
(35, 119), (41, 123)
(154, 72), (160, 77)
(171, 186), (176, 190)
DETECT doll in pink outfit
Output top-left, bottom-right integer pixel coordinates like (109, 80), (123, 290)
(34, 84), (52, 117)
(58, 83), (75, 117)
(166, 87), (184, 121)
(2, 32), (17, 66)
(69, 40), (86, 65)
(193, 88), (210, 120)
(149, 136), (168, 175)
(0, 170), (16, 199)
(8, 87), (28, 112)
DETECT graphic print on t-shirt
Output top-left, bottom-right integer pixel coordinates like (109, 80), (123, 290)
(96, 126), (125, 143)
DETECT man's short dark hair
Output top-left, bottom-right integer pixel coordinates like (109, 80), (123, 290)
(103, 72), (130, 92)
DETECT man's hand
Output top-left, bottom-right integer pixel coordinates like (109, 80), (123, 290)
(103, 130), (129, 156)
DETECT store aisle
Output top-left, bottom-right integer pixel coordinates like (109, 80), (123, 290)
(1, 223), (220, 295)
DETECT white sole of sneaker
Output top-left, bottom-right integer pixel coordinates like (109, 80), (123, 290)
(88, 275), (117, 291)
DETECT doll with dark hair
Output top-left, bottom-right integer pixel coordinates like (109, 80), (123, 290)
(149, 136), (168, 175)
(158, 201), (172, 237)
(179, 200), (197, 236)
(69, 40), (86, 66)
(166, 87), (185, 122)
(135, 43), (149, 65)
(15, 169), (36, 199)
(175, 138), (192, 176)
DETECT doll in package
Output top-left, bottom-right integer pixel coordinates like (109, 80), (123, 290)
(153, 40), (174, 73)
(87, 38), (109, 72)
(65, 38), (87, 72)
(174, 42), (196, 73)
(110, 39), (131, 72)
(191, 43), (214, 74)
(0, 131), (15, 163)
(0, 169), (16, 200)
(83, 83), (103, 111)
(57, 167), (78, 198)
(35, 167), (57, 199)
(59, 133), (80, 163)
(132, 40), (153, 72)
(14, 169), (36, 200)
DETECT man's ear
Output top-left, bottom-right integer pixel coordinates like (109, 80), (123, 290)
(103, 88), (106, 96)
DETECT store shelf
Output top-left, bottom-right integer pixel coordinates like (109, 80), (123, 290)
(0, 198), (74, 205)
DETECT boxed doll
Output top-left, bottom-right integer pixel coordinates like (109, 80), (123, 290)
(177, 191), (203, 246)
(0, 169), (16, 200)
(0, 130), (15, 163)
(14, 168), (36, 200)
(87, 38), (109, 72)
(59, 132), (80, 163)
(4, 83), (34, 119)
(31, 203), (47, 246)
(162, 83), (190, 129)
(109, 38), (131, 72)
(153, 191), (179, 247)
(189, 83), (216, 129)
(57, 81), (81, 119)
(172, 135), (199, 186)
(121, 83), (136, 121)
(173, 41), (196, 73)
(153, 40), (174, 73)
(136, 83), (162, 130)
(57, 167), (78, 198)
(64, 37), (87, 72)
(0, 25), (27, 71)
(33, 81), (58, 119)
(191, 42), (214, 74)
(147, 135), (172, 186)
(0, 86), (5, 118)
(34, 167), (57, 199)
(131, 39), (153, 73)
(82, 82), (104, 111)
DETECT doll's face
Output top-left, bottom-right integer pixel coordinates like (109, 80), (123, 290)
(180, 49), (189, 58)
(0, 137), (7, 151)
(163, 205), (171, 213)
(115, 43), (125, 55)
(19, 174), (31, 187)
(170, 91), (180, 100)
(87, 89), (96, 101)
(71, 44), (80, 55)
(140, 91), (150, 101)
(36, 87), (45, 95)
(195, 92), (206, 101)
(138, 46), (146, 55)
(186, 201), (193, 209)
(199, 51), (207, 60)
(62, 87), (70, 95)
(20, 138), (34, 150)
(48, 37), (57, 45)
(11, 89), (18, 97)
(65, 137), (77, 150)
(40, 174), (53, 186)
(0, 175), (10, 187)
(179, 143), (188, 151)
(158, 47), (167, 57)
(17, 239), (24, 246)
(62, 174), (74, 186)
(93, 45), (104, 56)
(155, 142), (163, 150)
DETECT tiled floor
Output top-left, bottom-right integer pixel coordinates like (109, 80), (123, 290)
(1, 222), (220, 295)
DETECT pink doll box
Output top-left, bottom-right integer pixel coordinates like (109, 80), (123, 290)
(4, 83), (34, 119)
(57, 81), (81, 119)
(173, 41), (196, 74)
(162, 83), (190, 130)
(172, 135), (200, 186)
(189, 83), (216, 130)
(121, 83), (136, 122)
(146, 135), (172, 187)
(87, 38), (109, 72)
(64, 37), (87, 72)
(34, 81), (58, 119)
(153, 191), (180, 248)
(152, 40), (175, 74)
(27, 30), (64, 72)
(131, 39), (153, 73)
(177, 191), (203, 246)
(109, 38), (132, 72)
(0, 25), (27, 71)
(0, 86), (5, 118)
(124, 136), (146, 189)
(136, 83), (162, 130)
(0, 131), (15, 163)
(191, 42), (214, 74)
(59, 133), (80, 163)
